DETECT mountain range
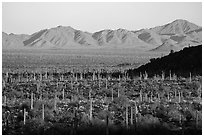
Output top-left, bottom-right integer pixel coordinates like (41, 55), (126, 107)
(2, 19), (202, 51)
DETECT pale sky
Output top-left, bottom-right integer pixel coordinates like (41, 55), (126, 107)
(2, 2), (202, 34)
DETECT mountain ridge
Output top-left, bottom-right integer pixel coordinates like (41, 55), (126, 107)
(2, 19), (202, 51)
(127, 45), (202, 77)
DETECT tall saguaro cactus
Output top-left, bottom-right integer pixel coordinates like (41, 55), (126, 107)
(178, 91), (181, 103)
(23, 108), (26, 125)
(45, 69), (48, 80)
(139, 72), (142, 80)
(135, 101), (138, 121)
(80, 72), (83, 80)
(93, 71), (95, 81)
(75, 73), (78, 82)
(105, 79), (108, 89)
(130, 106), (133, 125)
(144, 71), (148, 80)
(145, 93), (148, 102)
(62, 88), (65, 100)
(37, 82), (40, 97)
(33, 72), (36, 81)
(54, 94), (57, 111)
(111, 88), (114, 102)
(126, 105), (129, 129)
(98, 76), (101, 89)
(31, 92), (34, 109)
(4, 95), (7, 106)
(90, 99), (93, 121)
(89, 89), (93, 121)
(150, 93), (153, 102)
(40, 72), (43, 81)
(18, 73), (21, 82)
(162, 71), (165, 80)
(140, 90), (142, 102)
(42, 103), (45, 121)
(71, 77), (73, 90)
(117, 83), (120, 98)
(3, 80), (6, 89)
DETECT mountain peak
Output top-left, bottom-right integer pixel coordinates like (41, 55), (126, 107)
(151, 19), (201, 35)
(2, 19), (202, 50)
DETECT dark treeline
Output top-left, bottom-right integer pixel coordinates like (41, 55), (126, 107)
(127, 45), (202, 78)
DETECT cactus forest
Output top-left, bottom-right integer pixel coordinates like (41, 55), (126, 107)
(2, 47), (202, 135)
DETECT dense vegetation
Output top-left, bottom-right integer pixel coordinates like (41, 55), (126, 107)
(2, 45), (202, 135)
(2, 70), (202, 135)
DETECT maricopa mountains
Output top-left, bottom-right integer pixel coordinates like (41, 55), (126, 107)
(2, 19), (202, 51)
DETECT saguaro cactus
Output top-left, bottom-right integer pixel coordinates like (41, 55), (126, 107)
(89, 89), (93, 121)
(40, 72), (43, 81)
(145, 93), (148, 102)
(6, 71), (9, 82)
(31, 92), (34, 109)
(144, 71), (148, 80)
(117, 84), (120, 98)
(33, 72), (36, 81)
(26, 72), (29, 82)
(140, 90), (142, 102)
(23, 108), (26, 125)
(126, 105), (129, 128)
(62, 88), (65, 100)
(130, 106), (133, 125)
(71, 77), (73, 89)
(75, 73), (78, 82)
(4, 95), (7, 106)
(18, 73), (21, 82)
(162, 71), (165, 80)
(158, 93), (160, 101)
(135, 101), (138, 123)
(90, 98), (93, 121)
(3, 80), (6, 89)
(45, 69), (48, 80)
(98, 76), (101, 89)
(179, 113), (182, 125)
(105, 79), (108, 89)
(54, 94), (57, 111)
(80, 72), (83, 80)
(42, 103), (45, 121)
(139, 72), (142, 80)
(178, 91), (181, 103)
(111, 88), (114, 101)
(93, 71), (95, 81)
(150, 93), (153, 102)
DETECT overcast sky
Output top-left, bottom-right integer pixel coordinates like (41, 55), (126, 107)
(2, 2), (202, 34)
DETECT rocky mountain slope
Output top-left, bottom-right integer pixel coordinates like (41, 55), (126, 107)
(127, 45), (202, 77)
(2, 19), (202, 51)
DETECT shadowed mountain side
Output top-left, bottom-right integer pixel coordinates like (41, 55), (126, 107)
(127, 45), (202, 77)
